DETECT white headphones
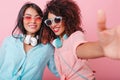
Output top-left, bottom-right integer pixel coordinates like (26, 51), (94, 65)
(24, 35), (38, 46)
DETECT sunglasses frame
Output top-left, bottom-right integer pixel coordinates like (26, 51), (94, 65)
(44, 16), (62, 27)
(23, 15), (42, 22)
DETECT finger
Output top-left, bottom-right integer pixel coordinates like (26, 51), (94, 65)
(97, 9), (107, 31)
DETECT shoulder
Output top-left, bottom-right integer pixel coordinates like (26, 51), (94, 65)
(38, 43), (54, 55)
(0, 36), (14, 47)
(2, 34), (22, 45)
(70, 31), (84, 38)
(40, 42), (54, 50)
(2, 35), (14, 43)
(66, 31), (86, 47)
(68, 31), (85, 41)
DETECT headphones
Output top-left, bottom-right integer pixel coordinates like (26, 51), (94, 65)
(52, 34), (68, 48)
(24, 35), (38, 46)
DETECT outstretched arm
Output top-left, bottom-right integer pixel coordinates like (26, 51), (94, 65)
(76, 10), (106, 59)
(76, 10), (120, 59)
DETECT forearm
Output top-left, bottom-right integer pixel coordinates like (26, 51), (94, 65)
(76, 41), (104, 59)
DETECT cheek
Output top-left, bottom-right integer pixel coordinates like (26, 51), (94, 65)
(23, 20), (28, 26)
(61, 26), (65, 34)
(23, 22), (27, 28)
(37, 22), (41, 27)
(36, 22), (41, 30)
(61, 23), (65, 32)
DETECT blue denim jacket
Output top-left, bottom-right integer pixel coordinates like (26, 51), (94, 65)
(0, 35), (59, 80)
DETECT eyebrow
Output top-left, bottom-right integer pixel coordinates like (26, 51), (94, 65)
(24, 14), (40, 17)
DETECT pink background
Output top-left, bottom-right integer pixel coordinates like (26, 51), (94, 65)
(0, 0), (120, 80)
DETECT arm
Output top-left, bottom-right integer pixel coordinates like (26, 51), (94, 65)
(0, 38), (8, 67)
(47, 55), (59, 77)
(76, 10), (105, 59)
(76, 10), (120, 59)
(76, 42), (104, 59)
(47, 45), (59, 77)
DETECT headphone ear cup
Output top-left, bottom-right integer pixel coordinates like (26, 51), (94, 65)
(30, 37), (37, 46)
(24, 35), (31, 45)
(63, 34), (68, 39)
(52, 37), (62, 48)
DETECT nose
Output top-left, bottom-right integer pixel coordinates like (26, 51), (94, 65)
(50, 23), (57, 28)
(30, 18), (36, 23)
(51, 20), (58, 27)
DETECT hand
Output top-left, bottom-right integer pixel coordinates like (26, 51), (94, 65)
(97, 9), (120, 59)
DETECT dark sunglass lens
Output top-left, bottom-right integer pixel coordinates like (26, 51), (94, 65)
(54, 17), (61, 23)
(46, 20), (52, 26)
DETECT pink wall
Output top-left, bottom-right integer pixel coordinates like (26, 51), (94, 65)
(0, 0), (120, 80)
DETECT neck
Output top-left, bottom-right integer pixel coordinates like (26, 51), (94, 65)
(26, 33), (35, 37)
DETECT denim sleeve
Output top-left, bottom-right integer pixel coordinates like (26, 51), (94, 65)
(47, 45), (60, 77)
(47, 54), (60, 77)
(0, 37), (8, 68)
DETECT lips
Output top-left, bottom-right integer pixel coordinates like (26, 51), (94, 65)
(29, 25), (37, 29)
(53, 27), (60, 33)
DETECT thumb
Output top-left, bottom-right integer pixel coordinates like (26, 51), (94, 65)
(97, 9), (107, 31)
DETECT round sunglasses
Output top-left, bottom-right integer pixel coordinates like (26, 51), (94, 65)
(44, 16), (62, 27)
(23, 15), (42, 22)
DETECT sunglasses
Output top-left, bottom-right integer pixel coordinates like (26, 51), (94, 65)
(23, 16), (42, 22)
(44, 16), (62, 27)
